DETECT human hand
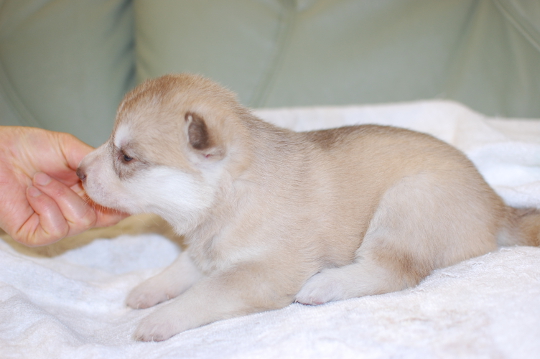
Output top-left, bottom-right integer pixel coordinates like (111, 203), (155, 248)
(0, 127), (127, 246)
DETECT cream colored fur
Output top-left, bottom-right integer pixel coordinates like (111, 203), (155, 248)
(77, 74), (540, 341)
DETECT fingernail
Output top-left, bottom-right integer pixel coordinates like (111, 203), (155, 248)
(28, 186), (42, 197)
(34, 172), (51, 186)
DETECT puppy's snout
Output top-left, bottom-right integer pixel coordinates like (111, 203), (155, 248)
(76, 167), (87, 181)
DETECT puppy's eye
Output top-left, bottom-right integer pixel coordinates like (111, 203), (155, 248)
(120, 152), (134, 163)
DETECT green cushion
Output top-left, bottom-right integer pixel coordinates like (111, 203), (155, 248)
(135, 0), (540, 118)
(0, 0), (135, 146)
(1, 0), (539, 149)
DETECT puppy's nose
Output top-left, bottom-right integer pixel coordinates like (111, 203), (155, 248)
(76, 167), (87, 181)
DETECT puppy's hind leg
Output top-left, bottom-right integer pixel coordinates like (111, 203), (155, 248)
(127, 251), (203, 309)
(295, 254), (413, 305)
(296, 225), (431, 305)
(296, 189), (435, 305)
(296, 173), (490, 305)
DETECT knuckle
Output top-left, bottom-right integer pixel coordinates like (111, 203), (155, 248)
(51, 222), (69, 241)
(71, 206), (97, 230)
(81, 209), (97, 228)
(51, 185), (67, 199)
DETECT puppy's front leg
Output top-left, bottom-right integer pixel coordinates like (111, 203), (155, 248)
(134, 262), (294, 341)
(127, 251), (203, 309)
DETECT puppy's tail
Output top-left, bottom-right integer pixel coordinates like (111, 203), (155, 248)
(499, 208), (540, 247)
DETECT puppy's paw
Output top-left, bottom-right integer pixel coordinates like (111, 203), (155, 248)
(295, 271), (345, 305)
(134, 306), (187, 342)
(126, 279), (175, 309)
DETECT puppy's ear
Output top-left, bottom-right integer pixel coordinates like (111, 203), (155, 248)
(185, 112), (223, 159)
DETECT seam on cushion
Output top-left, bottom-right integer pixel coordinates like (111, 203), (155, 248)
(116, 0), (136, 93)
(0, 1), (42, 128)
(251, 1), (297, 107)
(493, 0), (540, 54)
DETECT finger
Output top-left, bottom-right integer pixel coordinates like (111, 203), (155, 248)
(57, 132), (94, 171)
(23, 186), (70, 246)
(69, 180), (88, 199)
(33, 172), (97, 234)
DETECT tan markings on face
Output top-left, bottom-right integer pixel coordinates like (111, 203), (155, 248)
(110, 137), (151, 180)
(110, 74), (250, 175)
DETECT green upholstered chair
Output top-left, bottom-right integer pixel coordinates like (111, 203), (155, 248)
(1, 0), (539, 147)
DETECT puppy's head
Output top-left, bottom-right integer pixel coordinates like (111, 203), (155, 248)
(78, 74), (250, 232)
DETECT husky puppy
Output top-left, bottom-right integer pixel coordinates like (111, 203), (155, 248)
(77, 74), (539, 341)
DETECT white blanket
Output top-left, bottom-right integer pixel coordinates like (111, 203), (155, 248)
(1, 101), (540, 359)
